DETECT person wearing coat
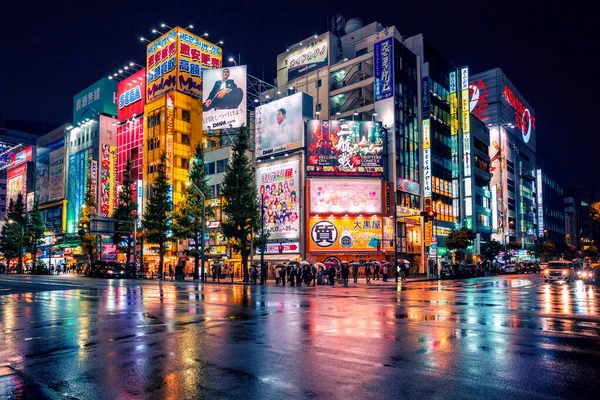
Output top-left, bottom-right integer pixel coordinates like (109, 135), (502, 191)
(341, 263), (350, 287)
(328, 265), (336, 286)
(365, 264), (372, 284)
(295, 266), (302, 286)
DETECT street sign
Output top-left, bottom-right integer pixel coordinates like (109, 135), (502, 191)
(431, 236), (437, 244)
(431, 243), (437, 250)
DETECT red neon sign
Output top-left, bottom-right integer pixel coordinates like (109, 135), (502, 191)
(503, 85), (536, 143)
(469, 79), (489, 121)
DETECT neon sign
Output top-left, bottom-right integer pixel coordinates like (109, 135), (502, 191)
(119, 85), (142, 109)
(503, 85), (536, 144)
(469, 79), (489, 121)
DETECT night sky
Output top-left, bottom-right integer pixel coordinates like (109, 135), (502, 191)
(2, 0), (595, 188)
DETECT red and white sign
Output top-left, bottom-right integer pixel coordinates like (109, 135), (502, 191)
(469, 79), (489, 121)
(117, 68), (146, 122)
(11, 146), (33, 165)
(262, 242), (300, 254)
(503, 85), (536, 144)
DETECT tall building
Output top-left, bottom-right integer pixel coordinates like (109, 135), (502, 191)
(116, 68), (146, 225)
(470, 68), (537, 248)
(0, 126), (40, 217)
(536, 157), (565, 244)
(142, 26), (222, 270)
(564, 188), (598, 250)
(66, 77), (118, 234)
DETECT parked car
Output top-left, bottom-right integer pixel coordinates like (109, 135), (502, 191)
(504, 263), (518, 274)
(440, 265), (457, 279)
(543, 261), (575, 283)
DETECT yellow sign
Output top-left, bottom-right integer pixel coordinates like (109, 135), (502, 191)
(425, 221), (433, 247)
(461, 88), (470, 133)
(308, 216), (391, 252)
(177, 27), (222, 98)
(423, 119), (431, 149)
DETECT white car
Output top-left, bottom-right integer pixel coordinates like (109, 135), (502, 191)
(544, 261), (575, 283)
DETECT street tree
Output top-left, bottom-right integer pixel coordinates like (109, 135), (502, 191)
(142, 152), (172, 279)
(78, 180), (97, 265)
(0, 199), (23, 270)
(221, 127), (259, 282)
(173, 143), (212, 280)
(590, 202), (600, 241)
(446, 228), (476, 261)
(112, 160), (137, 263)
(26, 201), (46, 273)
(8, 195), (27, 272)
(542, 241), (558, 261)
(481, 239), (503, 261)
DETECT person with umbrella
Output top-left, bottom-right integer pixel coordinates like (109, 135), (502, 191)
(364, 262), (372, 284)
(295, 263), (302, 286)
(341, 261), (350, 287)
(381, 261), (390, 282)
(325, 261), (336, 286)
(280, 264), (287, 286)
(351, 261), (360, 283)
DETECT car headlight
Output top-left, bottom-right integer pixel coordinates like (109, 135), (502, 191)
(107, 270), (113, 274)
(577, 271), (582, 276)
(562, 270), (567, 275)
(544, 269), (549, 275)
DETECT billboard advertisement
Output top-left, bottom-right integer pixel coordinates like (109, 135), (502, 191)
(146, 29), (177, 102)
(11, 146), (33, 165)
(256, 158), (301, 240)
(36, 133), (65, 204)
(308, 216), (392, 252)
(374, 37), (394, 102)
(73, 78), (117, 125)
(177, 27), (222, 98)
(7, 164), (27, 204)
(41, 205), (63, 234)
(100, 144), (115, 217)
(117, 68), (146, 122)
(66, 148), (92, 233)
(255, 92), (312, 158)
(306, 120), (384, 177)
(287, 39), (328, 80)
(308, 179), (382, 214)
(202, 65), (247, 130)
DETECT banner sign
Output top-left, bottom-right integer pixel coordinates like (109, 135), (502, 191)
(202, 65), (247, 130)
(306, 120), (384, 177)
(287, 39), (328, 79)
(308, 178), (382, 214)
(374, 37), (394, 101)
(257, 158), (301, 240)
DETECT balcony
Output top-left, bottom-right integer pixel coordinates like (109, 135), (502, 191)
(330, 87), (374, 117)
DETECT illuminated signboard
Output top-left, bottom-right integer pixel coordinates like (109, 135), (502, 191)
(145, 27), (222, 102)
(100, 144), (116, 218)
(166, 94), (174, 182)
(461, 67), (472, 178)
(308, 179), (382, 214)
(536, 169), (544, 237)
(7, 164), (27, 204)
(503, 85), (536, 144)
(36, 132), (65, 205)
(256, 158), (301, 241)
(12, 146), (33, 165)
(306, 120), (384, 177)
(308, 216), (391, 252)
(73, 78), (117, 125)
(287, 39), (328, 80)
(117, 68), (146, 122)
(255, 92), (312, 158)
(374, 37), (394, 101)
(469, 79), (489, 121)
(202, 65), (247, 130)
(177, 27), (222, 98)
(397, 178), (420, 196)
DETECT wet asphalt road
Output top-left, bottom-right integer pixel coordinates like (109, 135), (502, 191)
(0, 274), (598, 400)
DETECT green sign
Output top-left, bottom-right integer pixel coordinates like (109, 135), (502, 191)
(73, 78), (117, 124)
(465, 216), (473, 230)
(438, 247), (447, 256)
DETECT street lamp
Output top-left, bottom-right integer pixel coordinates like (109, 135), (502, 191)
(185, 181), (206, 282)
(8, 219), (24, 273)
(228, 57), (237, 66)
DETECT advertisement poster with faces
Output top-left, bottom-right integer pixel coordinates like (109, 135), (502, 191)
(256, 159), (300, 240)
(309, 179), (382, 214)
(202, 65), (247, 130)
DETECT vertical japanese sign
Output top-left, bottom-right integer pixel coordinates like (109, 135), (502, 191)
(137, 179), (143, 227)
(422, 75), (432, 200)
(90, 159), (98, 203)
(100, 144), (113, 218)
(461, 67), (473, 223)
(166, 93), (174, 183)
(449, 70), (460, 223)
(177, 27), (222, 98)
(146, 29), (177, 102)
(374, 37), (394, 101)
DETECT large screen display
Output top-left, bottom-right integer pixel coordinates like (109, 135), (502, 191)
(308, 178), (382, 214)
(256, 158), (301, 240)
(202, 65), (247, 130)
(306, 120), (384, 177)
(255, 93), (311, 158)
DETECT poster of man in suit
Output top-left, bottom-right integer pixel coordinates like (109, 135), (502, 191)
(202, 66), (247, 130)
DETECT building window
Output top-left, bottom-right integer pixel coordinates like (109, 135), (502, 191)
(316, 103), (322, 112)
(181, 134), (190, 145)
(316, 79), (322, 88)
(148, 113), (161, 128)
(204, 161), (215, 175)
(148, 137), (160, 151)
(216, 158), (227, 173)
(181, 158), (189, 169)
(210, 185), (216, 198)
(182, 110), (191, 122)
(148, 163), (157, 174)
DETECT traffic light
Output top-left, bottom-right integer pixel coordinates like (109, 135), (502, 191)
(427, 209), (437, 219)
